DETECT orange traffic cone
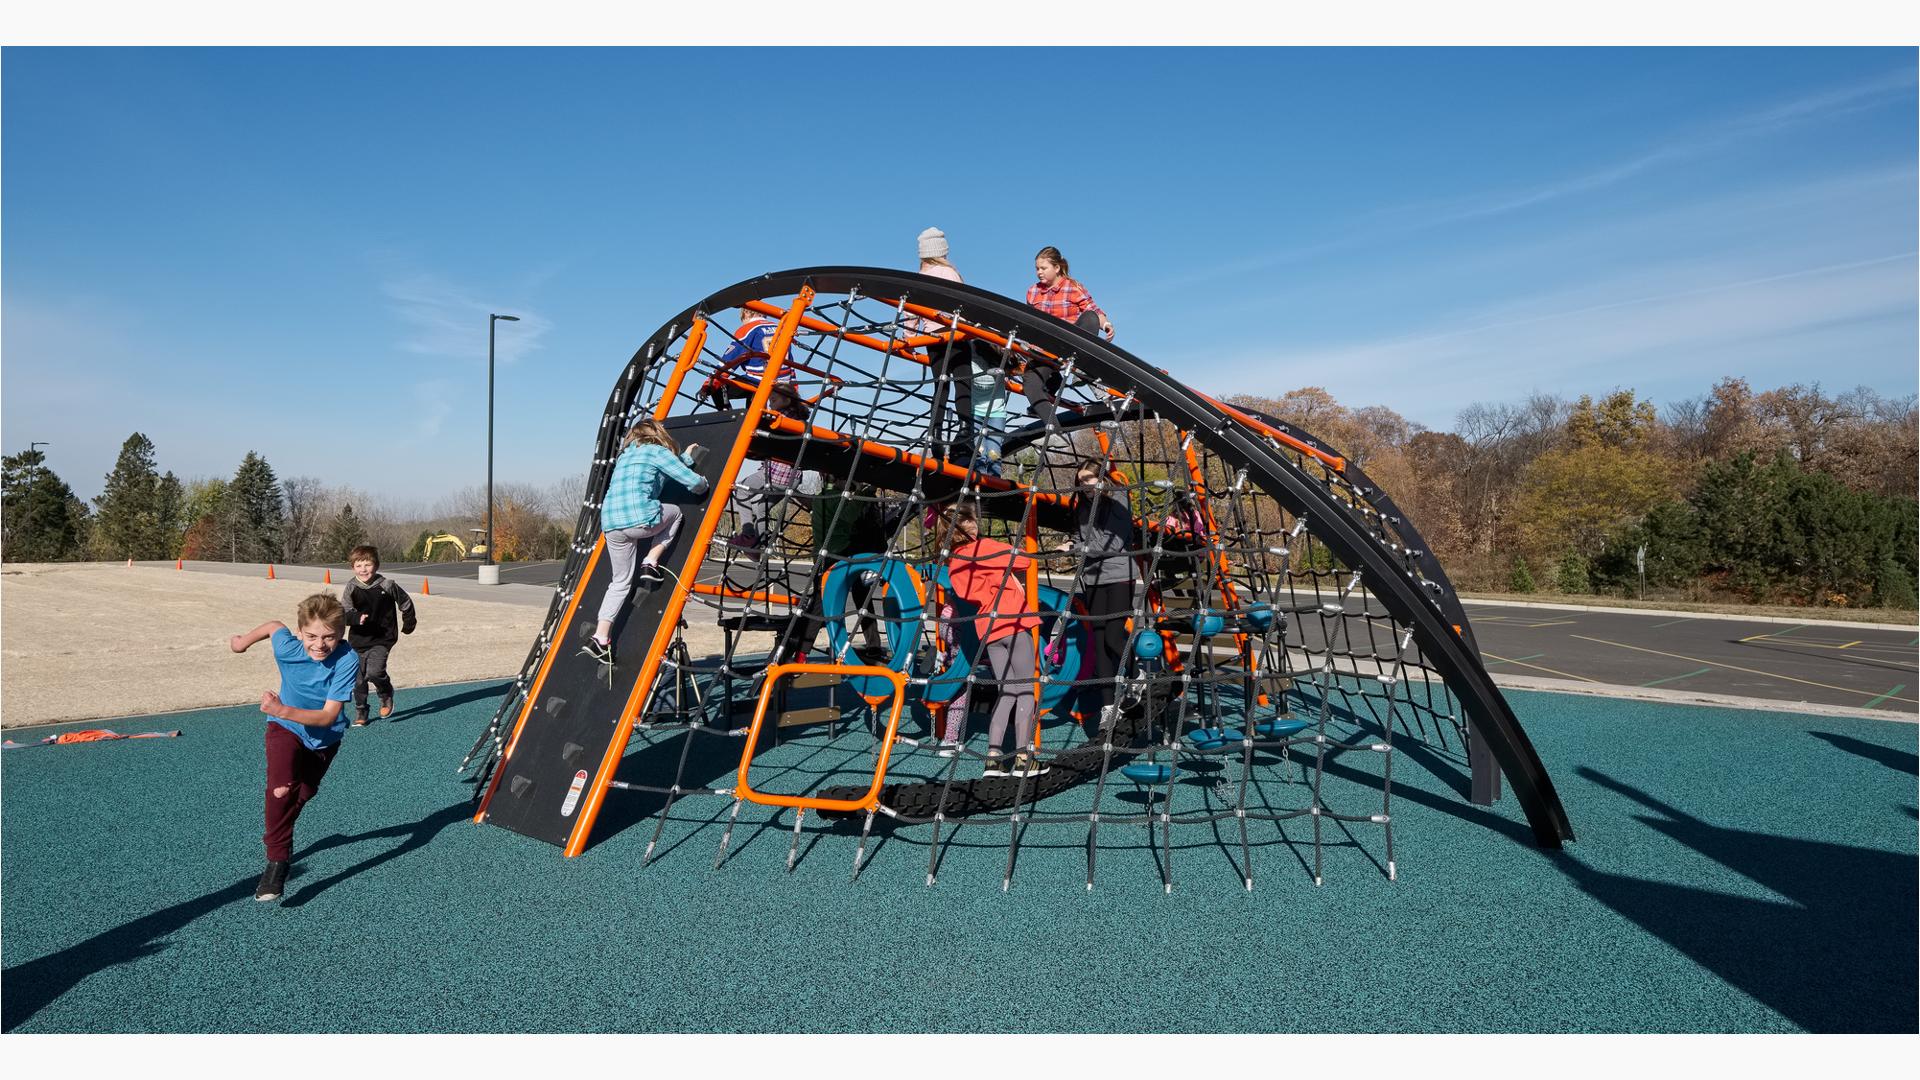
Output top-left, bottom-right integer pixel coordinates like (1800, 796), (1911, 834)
(267, 564), (276, 580)
(324, 569), (332, 584)
(422, 577), (430, 595)
(175, 559), (183, 570)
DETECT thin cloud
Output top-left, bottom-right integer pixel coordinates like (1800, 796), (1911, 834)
(1208, 251), (1916, 418)
(382, 273), (551, 364)
(1408, 69), (1917, 229)
(405, 377), (459, 443)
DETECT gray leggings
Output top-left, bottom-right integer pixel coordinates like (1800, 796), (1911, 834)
(598, 505), (683, 623)
(982, 633), (1038, 755)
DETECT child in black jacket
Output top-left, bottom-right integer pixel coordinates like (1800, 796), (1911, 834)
(340, 544), (417, 726)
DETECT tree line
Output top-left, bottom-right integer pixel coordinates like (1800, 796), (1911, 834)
(5, 377), (1913, 611)
(1, 433), (586, 567)
(1226, 378), (1916, 610)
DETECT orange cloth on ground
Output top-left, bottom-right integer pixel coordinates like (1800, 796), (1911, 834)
(947, 538), (1039, 644)
(41, 729), (180, 744)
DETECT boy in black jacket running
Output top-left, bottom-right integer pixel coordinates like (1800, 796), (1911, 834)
(340, 544), (417, 726)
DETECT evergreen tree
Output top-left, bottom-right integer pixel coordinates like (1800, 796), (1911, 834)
(1874, 555), (1918, 610)
(2, 449), (91, 561)
(319, 503), (367, 562)
(1509, 557), (1536, 593)
(1592, 501), (1704, 592)
(155, 472), (185, 557)
(90, 433), (175, 560)
(227, 452), (286, 562)
(1555, 551), (1591, 594)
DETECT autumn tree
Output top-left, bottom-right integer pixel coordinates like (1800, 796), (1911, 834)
(1504, 391), (1675, 568)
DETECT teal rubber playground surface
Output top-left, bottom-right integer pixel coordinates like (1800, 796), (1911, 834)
(3, 680), (1914, 1033)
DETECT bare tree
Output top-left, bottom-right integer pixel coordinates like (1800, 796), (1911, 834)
(543, 472), (588, 520)
(281, 475), (328, 563)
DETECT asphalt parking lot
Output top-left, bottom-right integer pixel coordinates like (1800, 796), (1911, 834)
(219, 558), (1919, 717)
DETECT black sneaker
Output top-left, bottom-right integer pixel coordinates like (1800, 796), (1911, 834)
(638, 563), (667, 590)
(254, 861), (289, 902)
(581, 638), (614, 664)
(1013, 752), (1051, 779)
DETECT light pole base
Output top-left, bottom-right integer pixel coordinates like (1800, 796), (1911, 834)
(477, 564), (501, 586)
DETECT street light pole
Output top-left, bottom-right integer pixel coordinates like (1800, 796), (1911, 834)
(27, 440), (49, 503)
(485, 314), (520, 585)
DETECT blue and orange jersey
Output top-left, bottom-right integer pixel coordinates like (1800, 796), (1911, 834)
(717, 316), (780, 378)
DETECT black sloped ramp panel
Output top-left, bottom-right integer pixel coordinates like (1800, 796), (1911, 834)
(479, 412), (743, 846)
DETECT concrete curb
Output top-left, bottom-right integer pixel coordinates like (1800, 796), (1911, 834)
(1490, 672), (1918, 724)
(1458, 595), (1918, 632)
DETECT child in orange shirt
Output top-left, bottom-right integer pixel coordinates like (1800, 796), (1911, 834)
(942, 504), (1047, 778)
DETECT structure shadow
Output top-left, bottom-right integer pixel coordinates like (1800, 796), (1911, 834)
(0, 801), (469, 1032)
(392, 681), (514, 723)
(281, 803), (473, 908)
(1562, 767), (1917, 1033)
(1808, 730), (1918, 776)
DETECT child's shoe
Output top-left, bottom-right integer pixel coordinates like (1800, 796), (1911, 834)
(352, 712), (370, 728)
(1013, 752), (1050, 779)
(935, 742), (961, 759)
(379, 695), (394, 719)
(638, 563), (666, 590)
(254, 861), (289, 902)
(581, 638), (614, 664)
(981, 753), (1009, 778)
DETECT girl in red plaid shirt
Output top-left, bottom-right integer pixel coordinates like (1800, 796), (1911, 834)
(1021, 246), (1113, 428)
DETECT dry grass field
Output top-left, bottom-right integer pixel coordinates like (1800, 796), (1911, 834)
(0, 564), (727, 728)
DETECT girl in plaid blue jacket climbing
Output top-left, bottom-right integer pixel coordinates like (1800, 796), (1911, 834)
(584, 418), (709, 662)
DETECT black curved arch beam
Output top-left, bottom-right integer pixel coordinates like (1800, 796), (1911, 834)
(1226, 406), (1480, 654)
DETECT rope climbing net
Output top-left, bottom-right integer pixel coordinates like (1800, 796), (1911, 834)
(462, 269), (1564, 889)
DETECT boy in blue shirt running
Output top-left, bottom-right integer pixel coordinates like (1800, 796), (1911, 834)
(229, 593), (360, 902)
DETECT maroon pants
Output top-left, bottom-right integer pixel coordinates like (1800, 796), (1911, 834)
(263, 722), (339, 862)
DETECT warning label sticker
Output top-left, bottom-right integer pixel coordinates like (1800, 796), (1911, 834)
(560, 769), (589, 817)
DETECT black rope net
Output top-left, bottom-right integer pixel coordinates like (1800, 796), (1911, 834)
(461, 275), (1511, 890)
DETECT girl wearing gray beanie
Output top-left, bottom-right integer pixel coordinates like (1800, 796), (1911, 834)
(914, 228), (1007, 475)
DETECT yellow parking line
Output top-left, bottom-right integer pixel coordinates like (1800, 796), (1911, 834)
(1571, 635), (1918, 704)
(1737, 633), (1867, 650)
(1481, 651), (1602, 683)
(1735, 636), (1917, 670)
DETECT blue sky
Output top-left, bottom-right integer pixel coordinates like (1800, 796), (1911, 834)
(4, 47), (1915, 505)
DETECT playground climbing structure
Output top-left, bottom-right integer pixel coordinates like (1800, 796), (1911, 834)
(463, 268), (1574, 888)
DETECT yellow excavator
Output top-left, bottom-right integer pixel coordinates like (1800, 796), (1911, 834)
(422, 528), (489, 562)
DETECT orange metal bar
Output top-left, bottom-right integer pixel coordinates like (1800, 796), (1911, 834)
(690, 581), (800, 606)
(1182, 439), (1255, 679)
(474, 533), (608, 822)
(758, 413), (1074, 509)
(735, 662), (908, 812)
(1198, 392), (1346, 472)
(742, 299), (928, 364)
(1023, 489), (1045, 744)
(562, 287), (816, 858)
(656, 318), (709, 417)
